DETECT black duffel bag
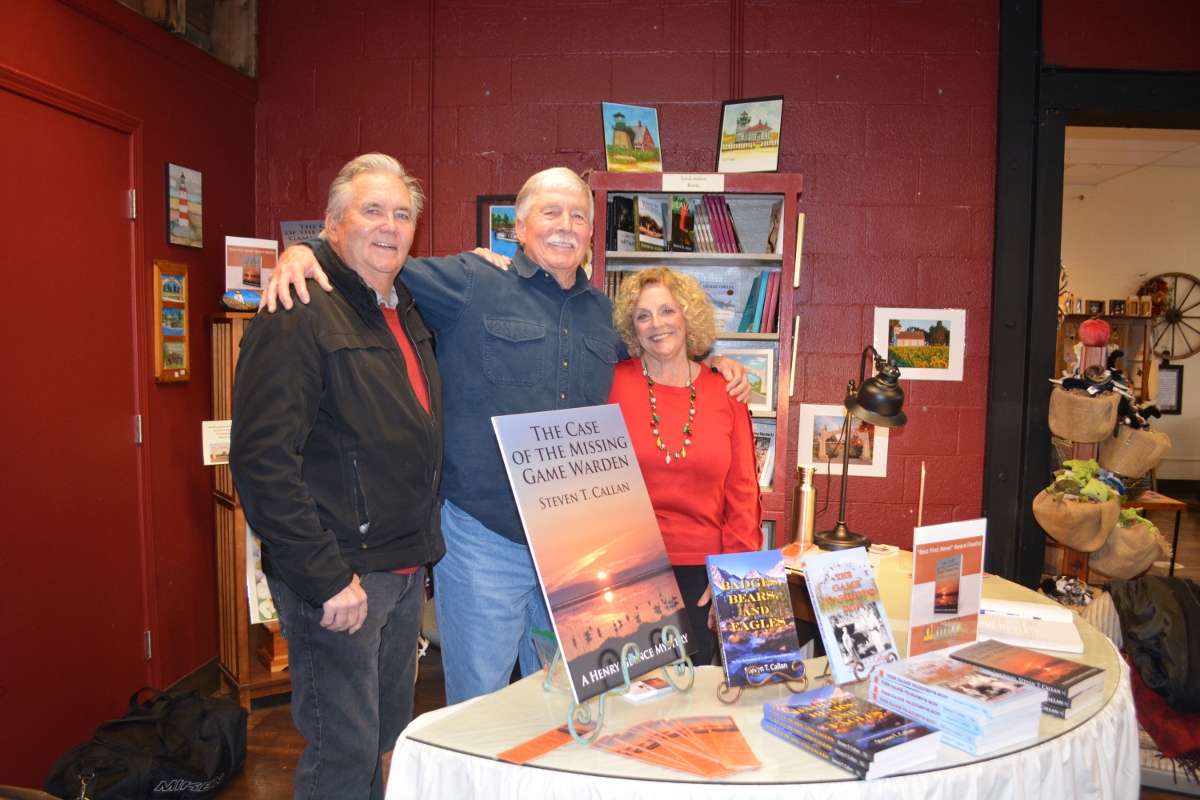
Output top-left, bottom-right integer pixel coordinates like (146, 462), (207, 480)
(44, 688), (246, 800)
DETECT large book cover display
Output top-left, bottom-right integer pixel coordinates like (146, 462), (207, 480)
(797, 547), (899, 683)
(706, 550), (804, 687)
(493, 405), (695, 703)
(906, 518), (986, 657)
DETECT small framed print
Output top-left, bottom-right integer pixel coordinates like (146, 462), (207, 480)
(1074, 297), (1084, 314)
(167, 163), (203, 248)
(713, 347), (775, 413)
(601, 102), (663, 172)
(797, 403), (889, 477)
(1085, 300), (1105, 316)
(1109, 299), (1127, 316)
(873, 307), (967, 381)
(716, 95), (783, 173)
(1157, 364), (1183, 414)
(476, 195), (519, 258)
(154, 259), (189, 382)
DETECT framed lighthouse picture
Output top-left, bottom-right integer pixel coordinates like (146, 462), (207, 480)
(167, 163), (203, 248)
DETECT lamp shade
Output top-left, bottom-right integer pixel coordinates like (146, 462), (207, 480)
(844, 360), (906, 427)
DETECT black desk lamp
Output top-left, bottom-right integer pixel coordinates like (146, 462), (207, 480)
(814, 345), (907, 551)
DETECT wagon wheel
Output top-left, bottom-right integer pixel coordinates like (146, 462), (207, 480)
(1144, 272), (1200, 359)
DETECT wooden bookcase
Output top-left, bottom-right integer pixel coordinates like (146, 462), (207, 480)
(588, 172), (805, 547)
(209, 313), (291, 710)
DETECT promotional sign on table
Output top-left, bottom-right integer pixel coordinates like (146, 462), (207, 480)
(907, 518), (986, 657)
(492, 404), (695, 703)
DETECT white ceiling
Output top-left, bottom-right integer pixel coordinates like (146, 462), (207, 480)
(1064, 126), (1200, 186)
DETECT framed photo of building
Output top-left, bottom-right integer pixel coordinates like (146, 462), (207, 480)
(167, 163), (203, 248)
(153, 259), (189, 382)
(873, 307), (967, 381)
(797, 403), (890, 478)
(475, 195), (519, 258)
(601, 102), (662, 172)
(716, 95), (783, 173)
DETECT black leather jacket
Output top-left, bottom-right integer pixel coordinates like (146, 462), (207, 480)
(230, 244), (444, 606)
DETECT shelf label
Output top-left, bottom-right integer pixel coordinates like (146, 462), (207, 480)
(661, 173), (725, 193)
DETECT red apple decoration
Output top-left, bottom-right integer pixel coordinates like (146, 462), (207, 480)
(1079, 317), (1110, 347)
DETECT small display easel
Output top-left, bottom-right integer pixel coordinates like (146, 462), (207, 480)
(715, 658), (808, 705)
(542, 625), (695, 745)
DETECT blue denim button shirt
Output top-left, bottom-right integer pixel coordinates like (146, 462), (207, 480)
(401, 248), (628, 544)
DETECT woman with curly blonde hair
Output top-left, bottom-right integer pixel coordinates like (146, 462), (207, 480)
(609, 267), (762, 665)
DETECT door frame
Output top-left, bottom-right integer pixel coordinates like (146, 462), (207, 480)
(0, 64), (159, 684)
(985, 2), (1200, 586)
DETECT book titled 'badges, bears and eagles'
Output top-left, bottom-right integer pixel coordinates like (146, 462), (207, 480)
(492, 405), (695, 704)
(797, 547), (899, 684)
(706, 550), (804, 687)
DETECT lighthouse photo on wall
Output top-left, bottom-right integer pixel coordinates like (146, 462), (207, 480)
(167, 163), (203, 248)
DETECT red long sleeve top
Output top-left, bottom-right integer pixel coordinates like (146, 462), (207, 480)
(608, 358), (763, 565)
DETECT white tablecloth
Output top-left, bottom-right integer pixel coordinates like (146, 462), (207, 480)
(386, 573), (1139, 800)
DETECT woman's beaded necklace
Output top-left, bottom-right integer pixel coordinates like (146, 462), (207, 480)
(643, 357), (696, 464)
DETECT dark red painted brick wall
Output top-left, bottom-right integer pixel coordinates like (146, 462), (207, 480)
(1044, 0), (1200, 70)
(256, 0), (1000, 546)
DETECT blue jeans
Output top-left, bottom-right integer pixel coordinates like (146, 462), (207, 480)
(269, 568), (425, 800)
(433, 500), (552, 705)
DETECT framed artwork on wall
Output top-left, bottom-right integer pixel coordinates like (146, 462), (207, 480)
(873, 307), (967, 381)
(601, 102), (662, 172)
(712, 347), (774, 413)
(1157, 363), (1183, 414)
(153, 259), (189, 382)
(797, 403), (889, 478)
(476, 195), (519, 258)
(716, 95), (783, 173)
(167, 163), (203, 248)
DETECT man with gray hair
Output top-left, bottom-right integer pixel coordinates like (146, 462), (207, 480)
(232, 153), (443, 799)
(265, 167), (748, 705)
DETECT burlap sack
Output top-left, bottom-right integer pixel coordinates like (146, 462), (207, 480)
(1032, 492), (1120, 552)
(1098, 425), (1171, 478)
(1089, 521), (1171, 580)
(1048, 387), (1120, 442)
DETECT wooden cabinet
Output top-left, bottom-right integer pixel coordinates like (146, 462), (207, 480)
(209, 313), (291, 710)
(1055, 315), (1154, 402)
(588, 172), (804, 547)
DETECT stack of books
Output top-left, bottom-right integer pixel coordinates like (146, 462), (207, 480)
(871, 654), (1047, 755)
(762, 685), (940, 779)
(949, 639), (1106, 719)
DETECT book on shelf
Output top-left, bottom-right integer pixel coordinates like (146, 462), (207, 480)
(723, 196), (744, 253)
(761, 271), (780, 333)
(705, 550), (804, 688)
(762, 685), (940, 778)
(796, 547), (900, 684)
(669, 195), (695, 252)
(748, 269), (769, 334)
(633, 195), (666, 251)
(976, 597), (1084, 653)
(765, 199), (783, 254)
(692, 199), (714, 253)
(948, 639), (1105, 701)
(872, 653), (1048, 719)
(737, 272), (763, 333)
(611, 195), (636, 252)
(751, 419), (776, 489)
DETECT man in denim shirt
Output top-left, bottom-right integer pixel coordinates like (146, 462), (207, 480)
(266, 167), (747, 704)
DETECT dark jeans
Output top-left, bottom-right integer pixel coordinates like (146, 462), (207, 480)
(269, 568), (425, 800)
(673, 564), (716, 667)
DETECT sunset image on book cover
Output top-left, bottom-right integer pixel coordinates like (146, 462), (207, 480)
(493, 405), (695, 703)
(707, 550), (804, 687)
